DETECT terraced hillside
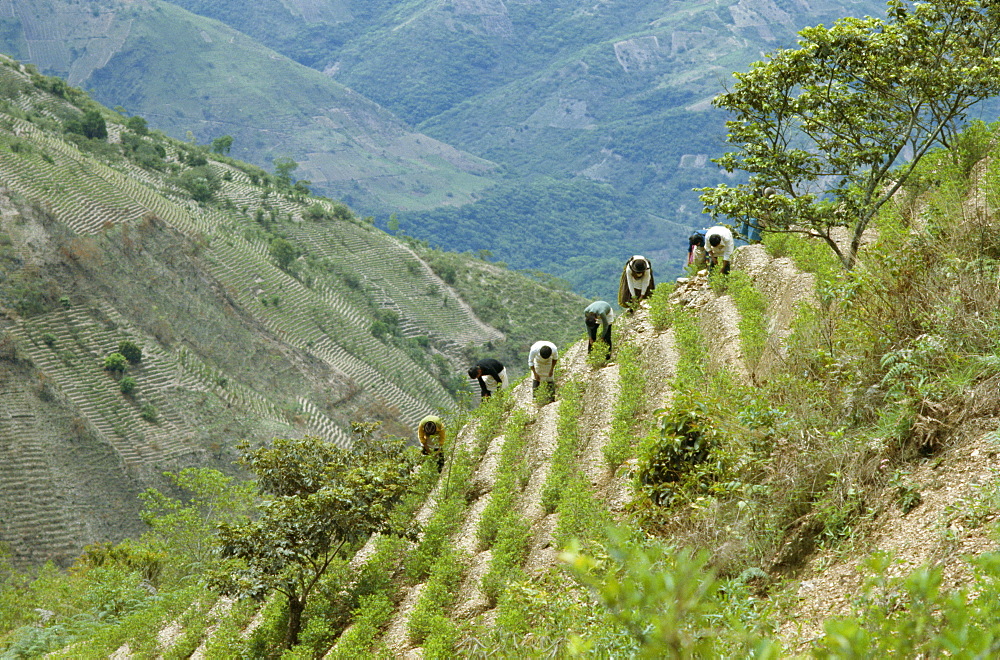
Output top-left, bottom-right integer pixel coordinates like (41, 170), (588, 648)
(0, 57), (587, 566)
(10, 166), (1000, 655)
(76, 243), (814, 658)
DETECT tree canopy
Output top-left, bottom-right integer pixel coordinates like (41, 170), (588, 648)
(210, 429), (421, 648)
(699, 0), (1000, 269)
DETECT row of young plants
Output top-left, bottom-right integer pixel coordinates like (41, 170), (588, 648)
(325, 392), (516, 657)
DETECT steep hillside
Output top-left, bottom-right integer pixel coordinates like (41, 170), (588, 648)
(0, 57), (587, 566)
(0, 0), (497, 213)
(12, 129), (1000, 657)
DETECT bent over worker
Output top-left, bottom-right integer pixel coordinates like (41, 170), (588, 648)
(688, 230), (707, 268)
(584, 300), (615, 354)
(467, 358), (507, 400)
(618, 255), (655, 308)
(417, 415), (446, 470)
(705, 226), (735, 275)
(528, 340), (558, 403)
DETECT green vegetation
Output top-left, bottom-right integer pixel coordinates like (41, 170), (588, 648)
(211, 429), (420, 648)
(603, 341), (647, 470)
(8, 6), (1000, 658)
(701, 0), (1000, 270)
(116, 340), (142, 364)
(102, 352), (127, 373)
(418, 246), (587, 375)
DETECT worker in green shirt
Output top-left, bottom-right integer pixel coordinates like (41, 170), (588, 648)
(584, 300), (615, 354)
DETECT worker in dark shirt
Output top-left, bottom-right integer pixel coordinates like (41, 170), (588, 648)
(467, 358), (507, 399)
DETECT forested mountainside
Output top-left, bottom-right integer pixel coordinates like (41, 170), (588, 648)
(0, 0), (890, 296)
(0, 0), (498, 215)
(5, 121), (1000, 657)
(0, 57), (586, 566)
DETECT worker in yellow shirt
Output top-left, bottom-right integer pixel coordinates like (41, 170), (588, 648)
(417, 415), (446, 470)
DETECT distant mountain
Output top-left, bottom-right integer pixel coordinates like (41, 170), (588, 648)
(0, 58), (586, 565)
(0, 0), (497, 214)
(0, 0), (888, 295)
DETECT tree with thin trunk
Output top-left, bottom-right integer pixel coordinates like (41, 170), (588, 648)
(699, 0), (1000, 270)
(210, 427), (420, 649)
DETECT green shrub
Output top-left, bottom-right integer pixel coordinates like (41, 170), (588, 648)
(117, 340), (142, 364)
(119, 376), (137, 395)
(476, 409), (531, 550)
(585, 337), (610, 369)
(140, 403), (158, 423)
(563, 530), (779, 658)
(635, 395), (721, 507)
(481, 517), (531, 606)
(814, 552), (1000, 658)
(725, 271), (768, 369)
(421, 615), (462, 659)
(554, 474), (610, 551)
(473, 388), (513, 457)
(407, 547), (466, 646)
(327, 593), (395, 659)
(671, 306), (707, 391)
(103, 352), (127, 373)
(648, 283), (674, 331)
(541, 379), (584, 514)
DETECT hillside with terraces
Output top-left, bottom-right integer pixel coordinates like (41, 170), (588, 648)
(0, 56), (587, 566)
(10, 126), (995, 656)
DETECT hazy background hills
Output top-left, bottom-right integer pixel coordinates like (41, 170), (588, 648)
(0, 0), (887, 297)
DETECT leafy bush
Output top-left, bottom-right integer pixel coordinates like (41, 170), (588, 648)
(541, 379), (584, 514)
(603, 341), (646, 470)
(635, 395), (721, 507)
(118, 375), (137, 395)
(64, 108), (107, 140)
(117, 340), (142, 364)
(814, 552), (1000, 658)
(125, 115), (148, 135)
(103, 352), (127, 373)
(476, 409), (531, 549)
(140, 403), (158, 423)
(171, 166), (218, 203)
(326, 593), (395, 659)
(407, 546), (466, 646)
(563, 530), (779, 657)
(481, 517), (531, 606)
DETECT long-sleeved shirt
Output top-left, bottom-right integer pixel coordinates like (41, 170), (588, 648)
(705, 226), (735, 261)
(417, 415), (446, 454)
(618, 256), (655, 306)
(473, 358), (507, 396)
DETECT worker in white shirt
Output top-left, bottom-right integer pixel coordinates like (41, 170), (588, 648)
(528, 340), (558, 403)
(618, 255), (655, 308)
(705, 226), (735, 275)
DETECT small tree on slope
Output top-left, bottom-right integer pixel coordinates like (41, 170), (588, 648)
(699, 0), (1000, 270)
(210, 430), (420, 649)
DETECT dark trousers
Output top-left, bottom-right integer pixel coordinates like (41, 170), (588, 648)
(587, 323), (612, 353)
